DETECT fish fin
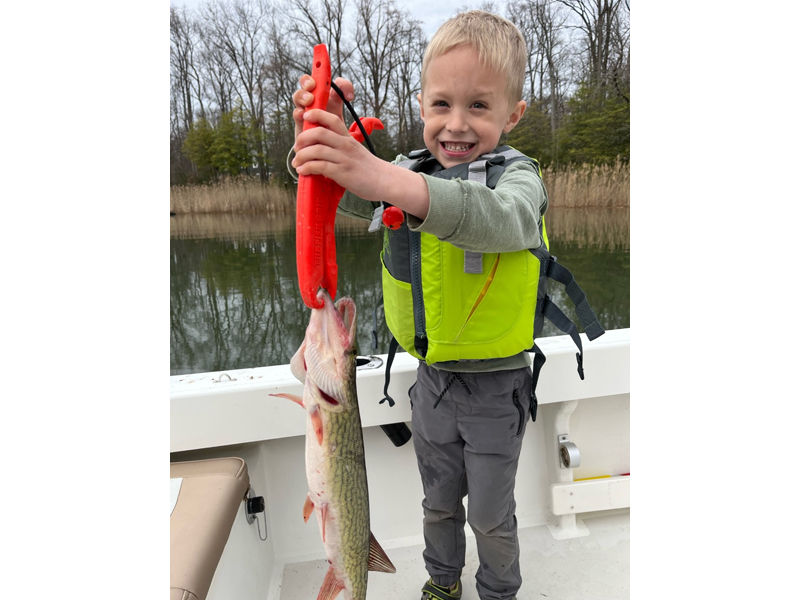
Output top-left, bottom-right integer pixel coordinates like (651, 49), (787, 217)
(316, 566), (345, 600)
(303, 494), (315, 523)
(319, 502), (329, 542)
(310, 405), (324, 445)
(368, 531), (396, 573)
(289, 340), (307, 383)
(271, 393), (305, 409)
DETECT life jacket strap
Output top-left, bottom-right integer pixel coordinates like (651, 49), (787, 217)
(380, 336), (400, 407)
(530, 344), (546, 422)
(545, 259), (605, 341)
(372, 294), (399, 407)
(463, 159), (494, 274)
(371, 294), (384, 352)
(541, 297), (585, 380)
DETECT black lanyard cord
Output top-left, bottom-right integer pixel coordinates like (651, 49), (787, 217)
(330, 80), (378, 157)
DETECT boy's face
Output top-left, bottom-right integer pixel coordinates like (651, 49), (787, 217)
(418, 45), (526, 169)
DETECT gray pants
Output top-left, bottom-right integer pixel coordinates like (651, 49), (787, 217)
(410, 362), (533, 600)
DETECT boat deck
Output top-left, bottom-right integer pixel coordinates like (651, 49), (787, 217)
(277, 510), (630, 600)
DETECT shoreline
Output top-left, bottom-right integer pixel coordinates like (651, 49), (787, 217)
(169, 162), (629, 215)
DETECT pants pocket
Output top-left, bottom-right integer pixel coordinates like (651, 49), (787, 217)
(512, 389), (525, 436)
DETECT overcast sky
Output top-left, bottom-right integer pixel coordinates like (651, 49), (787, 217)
(171, 0), (491, 42)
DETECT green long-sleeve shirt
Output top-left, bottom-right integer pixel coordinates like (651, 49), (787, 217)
(337, 155), (547, 252)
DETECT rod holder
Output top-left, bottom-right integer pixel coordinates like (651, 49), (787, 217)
(245, 487), (265, 525)
(558, 434), (581, 469)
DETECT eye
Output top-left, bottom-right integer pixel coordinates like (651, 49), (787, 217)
(471, 101), (487, 110)
(432, 100), (449, 108)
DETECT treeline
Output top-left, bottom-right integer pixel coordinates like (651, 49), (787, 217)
(170, 0), (629, 187)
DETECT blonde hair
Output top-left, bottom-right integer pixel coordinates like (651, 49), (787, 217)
(421, 10), (527, 107)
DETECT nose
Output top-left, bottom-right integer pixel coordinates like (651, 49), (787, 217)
(446, 107), (469, 133)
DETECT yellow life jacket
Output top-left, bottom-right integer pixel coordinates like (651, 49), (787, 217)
(373, 146), (605, 417)
(379, 146), (549, 364)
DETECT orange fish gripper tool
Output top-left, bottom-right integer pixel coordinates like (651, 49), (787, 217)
(295, 44), (387, 309)
(296, 45), (345, 309)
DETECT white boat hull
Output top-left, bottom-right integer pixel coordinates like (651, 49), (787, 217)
(170, 329), (630, 599)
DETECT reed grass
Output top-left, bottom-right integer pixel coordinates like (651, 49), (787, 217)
(170, 175), (295, 215)
(169, 161), (629, 215)
(543, 160), (629, 208)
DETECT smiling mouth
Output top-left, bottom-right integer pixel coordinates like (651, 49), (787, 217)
(441, 142), (476, 154)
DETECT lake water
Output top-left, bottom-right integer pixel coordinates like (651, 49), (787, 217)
(170, 208), (629, 376)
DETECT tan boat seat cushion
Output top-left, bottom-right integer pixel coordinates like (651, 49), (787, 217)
(170, 457), (250, 600)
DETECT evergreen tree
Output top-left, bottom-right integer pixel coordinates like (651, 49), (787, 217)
(211, 109), (251, 176)
(559, 84), (629, 165)
(507, 100), (556, 167)
(182, 118), (216, 182)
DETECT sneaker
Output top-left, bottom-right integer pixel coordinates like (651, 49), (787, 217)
(421, 578), (462, 600)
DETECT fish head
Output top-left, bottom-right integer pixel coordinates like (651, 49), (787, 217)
(303, 289), (358, 414)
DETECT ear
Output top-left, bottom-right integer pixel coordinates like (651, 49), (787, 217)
(503, 100), (527, 133)
(417, 93), (425, 121)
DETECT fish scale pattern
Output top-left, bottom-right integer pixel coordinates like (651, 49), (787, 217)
(325, 362), (370, 599)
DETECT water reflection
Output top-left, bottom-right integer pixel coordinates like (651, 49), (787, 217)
(541, 208), (630, 336)
(170, 208), (629, 375)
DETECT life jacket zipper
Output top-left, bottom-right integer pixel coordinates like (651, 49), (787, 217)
(409, 229), (427, 357)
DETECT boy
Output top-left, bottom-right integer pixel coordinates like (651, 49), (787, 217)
(292, 11), (545, 600)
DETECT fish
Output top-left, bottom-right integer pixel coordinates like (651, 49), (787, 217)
(273, 289), (396, 600)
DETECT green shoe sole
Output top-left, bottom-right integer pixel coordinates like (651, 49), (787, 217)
(421, 578), (462, 600)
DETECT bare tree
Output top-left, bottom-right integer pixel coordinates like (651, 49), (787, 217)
(536, 2), (569, 141)
(507, 0), (571, 162)
(389, 20), (426, 151)
(556, 0), (626, 91)
(352, 0), (408, 122)
(508, 1), (544, 101)
(200, 40), (236, 117)
(607, 1), (629, 102)
(262, 12), (306, 182)
(170, 0), (629, 182)
(284, 0), (355, 77)
(200, 0), (272, 180)
(171, 6), (203, 130)
(172, 5), (214, 183)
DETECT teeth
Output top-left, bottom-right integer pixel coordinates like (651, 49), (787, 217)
(443, 142), (473, 153)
